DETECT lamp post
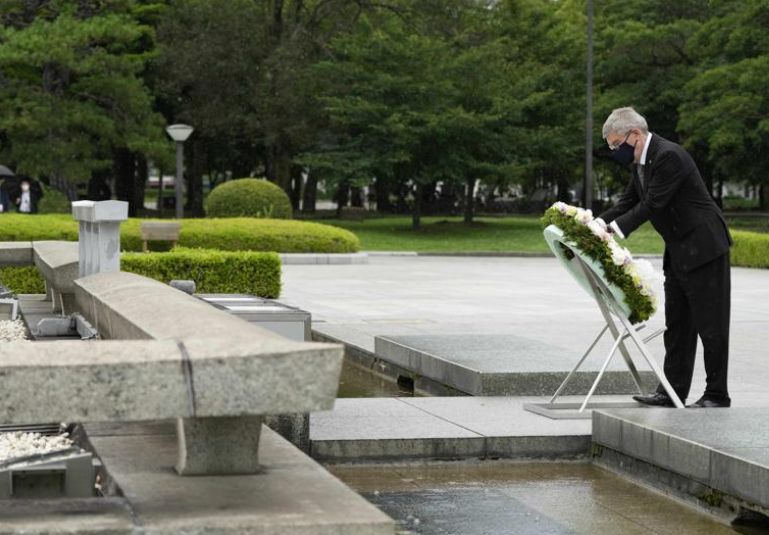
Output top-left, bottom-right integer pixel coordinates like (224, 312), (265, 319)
(165, 124), (194, 219)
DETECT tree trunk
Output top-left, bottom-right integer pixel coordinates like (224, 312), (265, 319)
(289, 165), (303, 210)
(350, 186), (363, 208)
(411, 182), (422, 230)
(716, 177), (724, 209)
(157, 169), (164, 217)
(187, 139), (206, 217)
(302, 172), (318, 213)
(335, 179), (350, 217)
(134, 155), (148, 214)
(464, 177), (476, 224)
(375, 176), (392, 213)
(113, 149), (138, 216)
(761, 184), (768, 211)
(267, 142), (292, 194)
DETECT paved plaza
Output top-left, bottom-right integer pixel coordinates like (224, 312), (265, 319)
(282, 255), (769, 403)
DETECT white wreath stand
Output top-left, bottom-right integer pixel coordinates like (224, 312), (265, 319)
(524, 236), (685, 419)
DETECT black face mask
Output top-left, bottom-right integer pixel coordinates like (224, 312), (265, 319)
(609, 142), (635, 166)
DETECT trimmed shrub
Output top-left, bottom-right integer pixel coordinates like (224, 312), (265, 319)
(121, 218), (359, 253)
(206, 178), (292, 219)
(731, 230), (769, 268)
(0, 214), (360, 253)
(0, 249), (281, 298)
(0, 266), (45, 293)
(0, 214), (77, 240)
(122, 249), (281, 298)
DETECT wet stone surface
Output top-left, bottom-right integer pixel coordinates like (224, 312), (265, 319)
(331, 461), (760, 535)
(337, 360), (417, 398)
(367, 488), (574, 534)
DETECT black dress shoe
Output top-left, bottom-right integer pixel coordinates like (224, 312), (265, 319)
(632, 392), (676, 407)
(686, 397), (731, 408)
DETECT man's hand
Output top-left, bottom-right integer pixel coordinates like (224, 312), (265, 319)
(595, 218), (609, 232)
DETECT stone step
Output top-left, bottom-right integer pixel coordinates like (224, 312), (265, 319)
(592, 408), (769, 518)
(310, 396), (597, 463)
(374, 333), (658, 396)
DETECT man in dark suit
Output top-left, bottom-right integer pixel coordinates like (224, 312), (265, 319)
(596, 107), (732, 408)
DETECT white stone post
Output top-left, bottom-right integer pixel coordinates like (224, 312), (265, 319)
(71, 201), (129, 278)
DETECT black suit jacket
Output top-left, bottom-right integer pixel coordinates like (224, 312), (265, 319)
(600, 134), (732, 272)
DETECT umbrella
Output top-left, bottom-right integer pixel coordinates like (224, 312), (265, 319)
(0, 165), (14, 178)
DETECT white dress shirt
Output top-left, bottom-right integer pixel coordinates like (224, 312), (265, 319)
(607, 133), (654, 239)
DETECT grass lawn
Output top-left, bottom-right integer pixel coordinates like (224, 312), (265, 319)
(313, 215), (665, 254)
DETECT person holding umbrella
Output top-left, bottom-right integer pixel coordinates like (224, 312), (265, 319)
(12, 176), (43, 214)
(0, 165), (14, 213)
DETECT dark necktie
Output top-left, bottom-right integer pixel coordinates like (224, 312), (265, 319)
(638, 165), (646, 191)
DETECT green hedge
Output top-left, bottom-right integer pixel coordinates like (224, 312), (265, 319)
(0, 214), (360, 253)
(0, 249), (281, 298)
(206, 178), (293, 219)
(122, 249), (281, 298)
(731, 230), (769, 268)
(0, 266), (45, 294)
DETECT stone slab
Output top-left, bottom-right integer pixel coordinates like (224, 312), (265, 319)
(375, 334), (656, 396)
(310, 396), (596, 462)
(592, 408), (769, 511)
(86, 420), (394, 534)
(74, 271), (285, 341)
(280, 253), (369, 265)
(310, 398), (485, 462)
(0, 241), (33, 266)
(0, 339), (190, 424)
(175, 415), (263, 475)
(0, 497), (133, 534)
(0, 335), (343, 424)
(71, 200), (128, 222)
(32, 241), (79, 291)
(181, 337), (343, 416)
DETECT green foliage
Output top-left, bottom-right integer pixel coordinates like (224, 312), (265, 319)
(122, 248), (281, 298)
(205, 178), (293, 219)
(0, 214), (78, 240)
(678, 1), (769, 186)
(0, 214), (359, 253)
(0, 266), (45, 294)
(0, 249), (282, 298)
(542, 206), (655, 324)
(38, 184), (71, 214)
(0, 1), (167, 187)
(121, 218), (358, 252)
(731, 230), (769, 269)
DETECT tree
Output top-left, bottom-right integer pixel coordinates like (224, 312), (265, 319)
(593, 0), (710, 199)
(302, 1), (516, 228)
(0, 0), (167, 208)
(678, 0), (769, 206)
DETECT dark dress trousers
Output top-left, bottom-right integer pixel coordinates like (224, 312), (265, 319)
(599, 134), (732, 403)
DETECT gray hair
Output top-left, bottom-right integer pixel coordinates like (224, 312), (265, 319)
(602, 107), (648, 139)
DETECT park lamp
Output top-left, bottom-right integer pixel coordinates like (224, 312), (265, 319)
(166, 124), (194, 142)
(165, 124), (194, 219)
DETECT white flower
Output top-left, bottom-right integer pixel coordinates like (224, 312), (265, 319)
(552, 201), (568, 213)
(575, 209), (593, 225)
(587, 220), (611, 241)
(608, 240), (629, 266)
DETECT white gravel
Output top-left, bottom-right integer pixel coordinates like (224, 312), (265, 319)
(0, 431), (73, 463)
(0, 320), (27, 342)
